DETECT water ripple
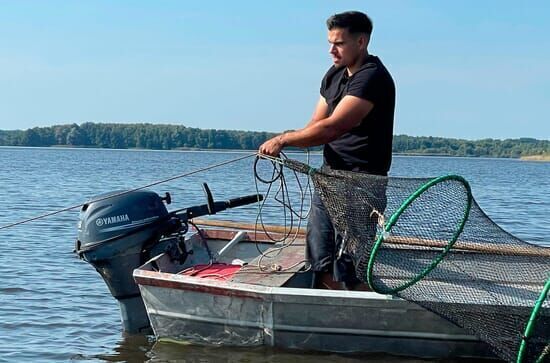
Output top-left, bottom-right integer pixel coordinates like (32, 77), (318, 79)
(0, 148), (547, 362)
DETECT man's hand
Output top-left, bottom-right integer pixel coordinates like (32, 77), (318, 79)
(259, 134), (286, 156)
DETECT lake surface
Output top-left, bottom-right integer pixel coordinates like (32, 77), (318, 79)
(0, 147), (548, 362)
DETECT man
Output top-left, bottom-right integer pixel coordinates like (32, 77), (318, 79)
(259, 11), (395, 289)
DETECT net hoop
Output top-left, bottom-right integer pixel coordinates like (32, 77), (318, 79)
(366, 174), (473, 294)
(516, 277), (550, 363)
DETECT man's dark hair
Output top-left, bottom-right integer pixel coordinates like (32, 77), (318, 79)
(326, 11), (373, 35)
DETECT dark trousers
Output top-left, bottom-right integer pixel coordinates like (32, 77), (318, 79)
(306, 190), (359, 284)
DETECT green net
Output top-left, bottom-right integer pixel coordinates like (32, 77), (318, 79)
(283, 158), (550, 363)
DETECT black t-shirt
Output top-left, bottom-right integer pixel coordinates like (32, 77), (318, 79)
(320, 54), (395, 175)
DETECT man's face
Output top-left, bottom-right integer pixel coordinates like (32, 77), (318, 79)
(328, 28), (365, 67)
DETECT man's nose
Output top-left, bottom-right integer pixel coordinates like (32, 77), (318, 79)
(329, 44), (337, 54)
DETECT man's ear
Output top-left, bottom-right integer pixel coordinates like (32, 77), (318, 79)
(359, 34), (370, 51)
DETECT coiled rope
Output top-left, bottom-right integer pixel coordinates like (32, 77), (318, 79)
(251, 152), (313, 272)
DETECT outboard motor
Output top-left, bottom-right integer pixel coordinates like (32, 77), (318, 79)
(75, 190), (179, 333)
(75, 186), (262, 333)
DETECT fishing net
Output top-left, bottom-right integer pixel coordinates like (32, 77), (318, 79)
(282, 158), (549, 363)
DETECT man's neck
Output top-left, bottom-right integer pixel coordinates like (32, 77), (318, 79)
(346, 52), (369, 76)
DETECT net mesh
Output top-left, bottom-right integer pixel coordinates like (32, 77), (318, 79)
(284, 158), (549, 363)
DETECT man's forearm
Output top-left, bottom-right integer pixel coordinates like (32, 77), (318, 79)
(280, 118), (342, 148)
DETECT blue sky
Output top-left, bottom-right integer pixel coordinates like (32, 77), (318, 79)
(0, 0), (549, 140)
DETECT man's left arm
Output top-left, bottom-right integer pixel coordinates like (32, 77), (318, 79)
(259, 95), (374, 156)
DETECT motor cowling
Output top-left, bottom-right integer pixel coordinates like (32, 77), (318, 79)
(77, 190), (171, 246)
(75, 190), (179, 333)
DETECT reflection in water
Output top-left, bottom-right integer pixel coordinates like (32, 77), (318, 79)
(89, 333), (495, 363)
(92, 334), (153, 362)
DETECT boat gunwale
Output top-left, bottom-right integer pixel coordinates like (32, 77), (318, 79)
(134, 267), (399, 305)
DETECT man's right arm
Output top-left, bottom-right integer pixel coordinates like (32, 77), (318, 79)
(258, 95), (328, 156)
(259, 94), (373, 156)
(305, 96), (329, 127)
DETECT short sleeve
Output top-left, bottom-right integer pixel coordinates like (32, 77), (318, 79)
(320, 65), (338, 98)
(320, 73), (328, 97)
(345, 64), (380, 103)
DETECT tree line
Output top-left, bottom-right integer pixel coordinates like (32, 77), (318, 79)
(0, 122), (548, 158)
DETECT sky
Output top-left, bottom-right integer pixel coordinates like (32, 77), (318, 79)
(0, 0), (549, 140)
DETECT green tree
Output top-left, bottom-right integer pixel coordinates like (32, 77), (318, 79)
(20, 128), (42, 146)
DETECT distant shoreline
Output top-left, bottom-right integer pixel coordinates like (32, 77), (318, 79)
(1, 123), (548, 159)
(2, 144), (549, 161)
(520, 154), (550, 162)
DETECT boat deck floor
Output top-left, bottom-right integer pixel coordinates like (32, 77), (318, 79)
(229, 241), (306, 287)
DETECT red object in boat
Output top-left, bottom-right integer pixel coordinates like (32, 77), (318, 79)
(179, 263), (242, 280)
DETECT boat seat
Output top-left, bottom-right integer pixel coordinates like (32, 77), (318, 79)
(229, 240), (306, 287)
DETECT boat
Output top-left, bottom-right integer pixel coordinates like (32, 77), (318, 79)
(75, 185), (504, 360)
(136, 221), (501, 359)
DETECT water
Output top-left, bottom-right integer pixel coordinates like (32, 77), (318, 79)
(0, 147), (548, 362)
